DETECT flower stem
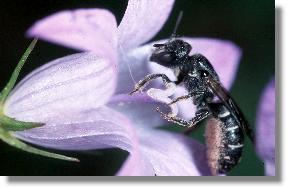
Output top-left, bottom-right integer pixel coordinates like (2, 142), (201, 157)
(0, 38), (43, 131)
(0, 38), (38, 104)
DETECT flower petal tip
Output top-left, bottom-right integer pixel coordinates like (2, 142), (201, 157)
(27, 8), (118, 58)
(256, 78), (275, 176)
(118, 0), (175, 50)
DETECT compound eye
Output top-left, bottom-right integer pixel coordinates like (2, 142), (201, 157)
(150, 45), (176, 65)
(200, 70), (209, 78)
(159, 53), (174, 63)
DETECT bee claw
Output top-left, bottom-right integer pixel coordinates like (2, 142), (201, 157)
(129, 90), (137, 95)
(167, 102), (173, 106)
(156, 106), (173, 120)
(129, 84), (143, 95)
(155, 107), (164, 117)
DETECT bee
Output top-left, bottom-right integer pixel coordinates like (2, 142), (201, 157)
(130, 38), (254, 175)
(129, 13), (254, 175)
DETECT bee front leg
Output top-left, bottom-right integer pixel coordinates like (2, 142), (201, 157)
(129, 74), (172, 95)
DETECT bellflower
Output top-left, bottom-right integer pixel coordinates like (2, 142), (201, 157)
(256, 78), (275, 176)
(1, 0), (244, 175)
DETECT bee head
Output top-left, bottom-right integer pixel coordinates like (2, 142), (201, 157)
(150, 39), (191, 68)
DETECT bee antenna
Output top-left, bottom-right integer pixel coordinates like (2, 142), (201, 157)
(170, 11), (183, 40)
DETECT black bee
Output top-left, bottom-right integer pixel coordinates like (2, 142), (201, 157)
(129, 38), (254, 175)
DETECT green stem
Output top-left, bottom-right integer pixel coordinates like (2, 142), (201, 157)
(0, 38), (38, 104)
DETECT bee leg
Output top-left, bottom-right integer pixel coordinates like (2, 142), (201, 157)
(156, 107), (192, 127)
(129, 74), (172, 95)
(167, 91), (205, 105)
(147, 82), (178, 116)
(156, 107), (210, 129)
(155, 91), (204, 118)
(184, 109), (210, 135)
(168, 94), (192, 105)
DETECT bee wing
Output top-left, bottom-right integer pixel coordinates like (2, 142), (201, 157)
(205, 76), (255, 143)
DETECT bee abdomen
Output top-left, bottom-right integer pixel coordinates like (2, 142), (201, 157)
(218, 116), (244, 174)
(205, 104), (244, 175)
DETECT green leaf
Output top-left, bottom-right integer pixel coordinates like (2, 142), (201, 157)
(0, 114), (44, 131)
(0, 38), (38, 104)
(0, 126), (79, 162)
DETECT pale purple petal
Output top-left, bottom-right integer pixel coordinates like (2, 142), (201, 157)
(27, 9), (118, 60)
(4, 53), (116, 122)
(117, 0), (174, 50)
(116, 44), (154, 94)
(118, 129), (210, 176)
(108, 94), (209, 175)
(108, 94), (162, 175)
(115, 47), (177, 128)
(12, 107), (136, 152)
(108, 93), (168, 128)
(117, 149), (155, 176)
(256, 78), (275, 176)
(117, 38), (241, 119)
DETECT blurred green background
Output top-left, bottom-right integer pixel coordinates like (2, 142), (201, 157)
(0, 0), (274, 175)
